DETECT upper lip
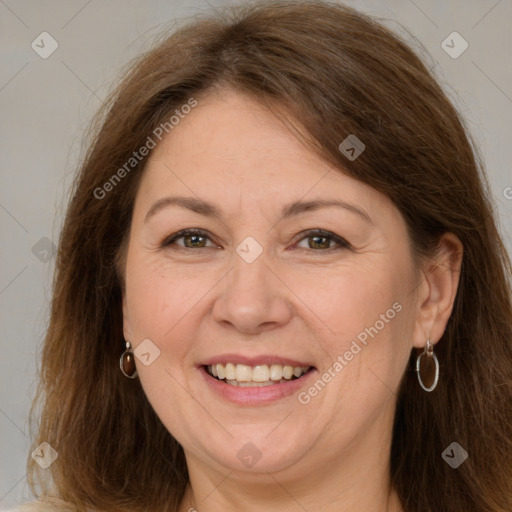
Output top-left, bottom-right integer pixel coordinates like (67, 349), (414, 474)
(201, 354), (314, 368)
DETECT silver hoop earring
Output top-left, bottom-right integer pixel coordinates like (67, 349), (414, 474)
(415, 335), (439, 392)
(120, 341), (138, 379)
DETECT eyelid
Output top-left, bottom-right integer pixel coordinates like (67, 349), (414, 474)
(293, 229), (351, 250)
(161, 228), (218, 248)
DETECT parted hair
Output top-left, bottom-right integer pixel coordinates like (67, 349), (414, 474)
(25, 1), (512, 511)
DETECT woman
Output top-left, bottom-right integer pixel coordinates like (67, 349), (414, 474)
(11, 1), (512, 511)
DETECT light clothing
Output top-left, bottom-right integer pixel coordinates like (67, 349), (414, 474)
(2, 502), (46, 512)
(1, 500), (90, 512)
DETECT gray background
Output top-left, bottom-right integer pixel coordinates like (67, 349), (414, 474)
(1, 0), (511, 508)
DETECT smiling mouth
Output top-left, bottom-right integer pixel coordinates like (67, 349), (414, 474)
(205, 363), (313, 387)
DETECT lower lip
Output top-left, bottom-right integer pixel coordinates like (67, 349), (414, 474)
(200, 366), (316, 405)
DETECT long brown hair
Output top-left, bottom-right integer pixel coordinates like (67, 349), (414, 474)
(26, 1), (512, 511)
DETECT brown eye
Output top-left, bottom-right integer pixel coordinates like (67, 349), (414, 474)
(181, 233), (208, 248)
(308, 234), (331, 249)
(161, 229), (214, 249)
(295, 230), (351, 251)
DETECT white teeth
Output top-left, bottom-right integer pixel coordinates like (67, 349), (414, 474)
(283, 365), (293, 379)
(293, 366), (303, 377)
(238, 380), (275, 387)
(225, 363), (236, 380)
(270, 364), (283, 381)
(252, 365), (270, 382)
(235, 364), (253, 382)
(225, 377), (295, 386)
(207, 363), (310, 384)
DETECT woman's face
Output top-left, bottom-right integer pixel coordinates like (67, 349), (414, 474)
(122, 89), (423, 478)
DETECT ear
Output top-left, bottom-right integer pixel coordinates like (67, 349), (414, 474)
(122, 294), (134, 342)
(412, 232), (463, 348)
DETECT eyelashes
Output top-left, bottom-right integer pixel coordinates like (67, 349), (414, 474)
(160, 229), (216, 249)
(160, 228), (352, 252)
(294, 229), (352, 251)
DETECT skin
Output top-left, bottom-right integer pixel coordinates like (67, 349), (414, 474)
(121, 88), (463, 512)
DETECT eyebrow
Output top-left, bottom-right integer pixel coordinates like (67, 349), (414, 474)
(144, 196), (372, 224)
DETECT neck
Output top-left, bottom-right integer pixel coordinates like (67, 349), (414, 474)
(177, 404), (403, 512)
(179, 470), (403, 512)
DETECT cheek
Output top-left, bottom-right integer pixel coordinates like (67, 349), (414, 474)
(124, 253), (204, 340)
(309, 259), (405, 345)
(306, 252), (414, 399)
(123, 257), (205, 432)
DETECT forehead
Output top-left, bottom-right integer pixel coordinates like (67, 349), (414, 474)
(149, 90), (324, 179)
(132, 89), (394, 226)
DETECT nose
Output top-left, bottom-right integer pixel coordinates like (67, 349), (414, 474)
(211, 249), (293, 335)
